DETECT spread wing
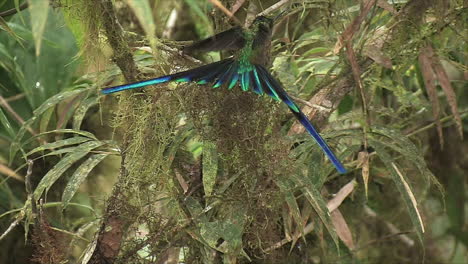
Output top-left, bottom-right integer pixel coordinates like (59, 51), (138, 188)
(182, 27), (246, 54)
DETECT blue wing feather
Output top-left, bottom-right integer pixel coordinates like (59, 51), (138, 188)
(102, 59), (234, 94)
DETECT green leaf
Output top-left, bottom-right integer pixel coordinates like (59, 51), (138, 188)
(199, 217), (244, 254)
(370, 126), (444, 195)
(0, 16), (24, 47)
(26, 136), (92, 156)
(125, 0), (156, 48)
(303, 47), (330, 57)
(39, 107), (54, 134)
(33, 140), (104, 199)
(183, 0), (214, 36)
(0, 107), (15, 138)
(62, 153), (108, 210)
(372, 142), (425, 244)
(72, 96), (98, 130)
(275, 177), (305, 246)
(10, 89), (88, 162)
(202, 141), (217, 197)
(27, 0), (49, 56)
(292, 173), (340, 249)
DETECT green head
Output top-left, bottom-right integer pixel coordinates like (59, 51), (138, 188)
(250, 16), (274, 33)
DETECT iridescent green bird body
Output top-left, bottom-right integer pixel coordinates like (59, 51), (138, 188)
(102, 16), (347, 174)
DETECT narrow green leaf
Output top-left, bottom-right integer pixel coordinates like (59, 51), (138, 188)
(0, 16), (25, 47)
(275, 177), (304, 238)
(370, 126), (444, 195)
(125, 0), (156, 48)
(293, 174), (340, 248)
(32, 89), (86, 116)
(372, 142), (425, 244)
(10, 89), (87, 162)
(72, 96), (98, 130)
(62, 153), (108, 210)
(33, 140), (104, 199)
(202, 141), (217, 196)
(39, 107), (54, 134)
(0, 107), (16, 138)
(183, 0), (214, 36)
(26, 136), (92, 156)
(27, 0), (50, 56)
(303, 47), (330, 56)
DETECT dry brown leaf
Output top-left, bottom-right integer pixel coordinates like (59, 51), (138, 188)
(391, 163), (425, 233)
(327, 180), (357, 212)
(346, 43), (364, 91)
(357, 151), (370, 198)
(377, 0), (397, 14)
(433, 57), (463, 139)
(331, 209), (355, 249)
(418, 46), (444, 148)
(364, 45), (393, 69)
(334, 0), (377, 54)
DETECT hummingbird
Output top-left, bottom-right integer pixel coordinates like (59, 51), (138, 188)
(101, 15), (347, 174)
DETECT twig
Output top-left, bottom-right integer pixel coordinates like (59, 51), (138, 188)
(341, 0), (377, 150)
(0, 217), (21, 241)
(207, 0), (242, 25)
(5, 93), (25, 102)
(257, 0), (291, 17)
(265, 180), (356, 252)
(0, 95), (38, 137)
(0, 2), (28, 17)
(289, 95), (331, 112)
(0, 162), (24, 181)
(406, 109), (468, 138)
(363, 206), (415, 247)
(230, 0), (246, 14)
(25, 160), (37, 215)
(351, 231), (413, 252)
(0, 160), (34, 241)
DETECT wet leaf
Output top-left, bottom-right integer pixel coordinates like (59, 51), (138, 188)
(26, 136), (91, 156)
(72, 96), (98, 130)
(0, 107), (16, 138)
(33, 140), (105, 199)
(10, 89), (87, 162)
(62, 153), (108, 210)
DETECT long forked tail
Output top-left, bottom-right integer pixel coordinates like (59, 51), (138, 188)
(101, 59), (346, 173)
(254, 65), (347, 174)
(101, 59), (235, 94)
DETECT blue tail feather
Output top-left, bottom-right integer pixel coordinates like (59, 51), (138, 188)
(254, 65), (346, 174)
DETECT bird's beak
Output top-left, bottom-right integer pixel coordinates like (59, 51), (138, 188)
(273, 9), (288, 21)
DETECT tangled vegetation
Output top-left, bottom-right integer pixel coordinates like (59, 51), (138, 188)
(0, 0), (466, 263)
